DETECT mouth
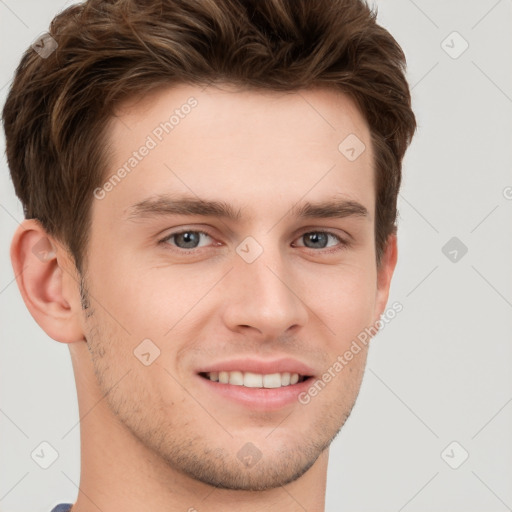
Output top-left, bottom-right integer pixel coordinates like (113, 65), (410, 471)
(195, 358), (316, 410)
(199, 371), (312, 388)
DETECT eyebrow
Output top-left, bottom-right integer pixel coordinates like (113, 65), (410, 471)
(124, 194), (369, 222)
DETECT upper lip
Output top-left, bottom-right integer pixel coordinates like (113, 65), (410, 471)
(196, 357), (316, 376)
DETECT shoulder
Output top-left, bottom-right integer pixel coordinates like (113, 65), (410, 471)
(50, 504), (73, 512)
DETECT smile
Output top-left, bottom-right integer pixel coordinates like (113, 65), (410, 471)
(200, 371), (310, 388)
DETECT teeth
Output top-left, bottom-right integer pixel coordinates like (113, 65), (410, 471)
(263, 373), (281, 388)
(244, 372), (263, 388)
(229, 371), (244, 386)
(204, 371), (304, 388)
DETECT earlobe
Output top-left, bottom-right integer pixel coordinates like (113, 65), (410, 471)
(10, 219), (85, 344)
(373, 233), (398, 321)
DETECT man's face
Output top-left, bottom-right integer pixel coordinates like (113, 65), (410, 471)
(78, 83), (393, 490)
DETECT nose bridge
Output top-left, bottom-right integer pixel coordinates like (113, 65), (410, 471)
(223, 237), (308, 336)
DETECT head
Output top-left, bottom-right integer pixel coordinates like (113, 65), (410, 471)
(4, 0), (415, 492)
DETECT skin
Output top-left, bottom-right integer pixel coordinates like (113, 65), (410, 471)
(11, 83), (397, 512)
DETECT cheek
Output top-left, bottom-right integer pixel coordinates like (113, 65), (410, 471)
(84, 299), (180, 405)
(86, 250), (215, 340)
(302, 261), (377, 337)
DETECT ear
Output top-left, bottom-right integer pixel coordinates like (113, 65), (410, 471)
(373, 233), (398, 322)
(10, 219), (85, 343)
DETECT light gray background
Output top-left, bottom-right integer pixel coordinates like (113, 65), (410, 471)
(1, 1), (511, 511)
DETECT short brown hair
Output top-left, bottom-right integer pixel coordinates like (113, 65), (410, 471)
(3, 0), (416, 273)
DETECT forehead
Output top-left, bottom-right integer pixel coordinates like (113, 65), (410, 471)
(112, 82), (370, 148)
(96, 83), (374, 226)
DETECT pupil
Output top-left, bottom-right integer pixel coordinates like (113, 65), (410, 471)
(305, 232), (327, 248)
(177, 232), (199, 248)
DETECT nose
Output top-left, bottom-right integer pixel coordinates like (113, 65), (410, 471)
(221, 244), (309, 340)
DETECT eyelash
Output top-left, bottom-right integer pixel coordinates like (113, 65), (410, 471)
(158, 229), (350, 254)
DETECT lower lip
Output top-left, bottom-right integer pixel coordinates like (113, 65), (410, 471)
(196, 374), (314, 411)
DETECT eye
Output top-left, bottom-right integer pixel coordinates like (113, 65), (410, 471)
(158, 228), (349, 254)
(160, 230), (214, 250)
(293, 231), (348, 251)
